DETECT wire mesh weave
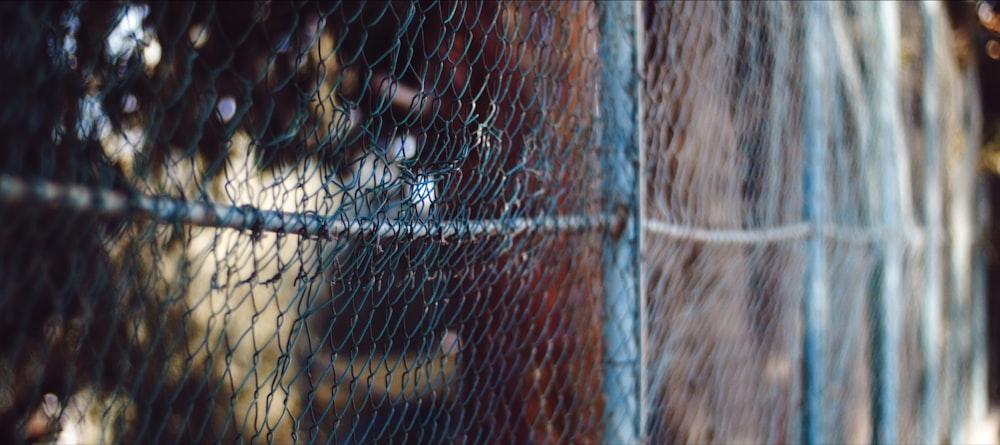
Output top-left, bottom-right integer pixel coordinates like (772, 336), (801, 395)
(0, 2), (604, 443)
(0, 1), (985, 444)
(642, 1), (982, 443)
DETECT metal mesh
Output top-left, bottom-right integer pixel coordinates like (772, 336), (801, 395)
(0, 1), (986, 444)
(0, 2), (605, 443)
(642, 1), (983, 444)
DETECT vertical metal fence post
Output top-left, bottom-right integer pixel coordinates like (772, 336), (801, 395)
(919, 2), (943, 441)
(874, 3), (905, 443)
(598, 2), (645, 443)
(802, 2), (832, 443)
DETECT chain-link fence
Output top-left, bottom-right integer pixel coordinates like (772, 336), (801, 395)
(641, 2), (984, 443)
(0, 1), (985, 444)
